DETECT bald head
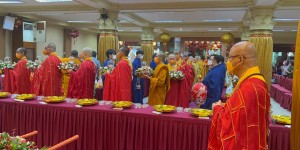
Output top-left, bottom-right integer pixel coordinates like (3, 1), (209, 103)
(46, 43), (56, 52)
(82, 47), (92, 57)
(16, 47), (27, 55)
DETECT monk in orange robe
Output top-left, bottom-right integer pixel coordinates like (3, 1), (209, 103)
(34, 43), (62, 96)
(165, 54), (181, 106)
(67, 48), (96, 99)
(61, 50), (81, 96)
(208, 41), (270, 150)
(10, 47), (31, 94)
(103, 47), (132, 101)
(178, 53), (194, 108)
(143, 51), (170, 105)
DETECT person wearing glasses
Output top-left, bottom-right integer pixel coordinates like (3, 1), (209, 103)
(208, 41), (270, 150)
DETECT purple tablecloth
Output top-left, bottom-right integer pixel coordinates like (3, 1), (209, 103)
(0, 98), (290, 150)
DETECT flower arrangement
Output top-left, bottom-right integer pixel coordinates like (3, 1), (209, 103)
(169, 70), (185, 80)
(58, 62), (79, 70)
(99, 67), (114, 76)
(0, 132), (47, 150)
(26, 60), (41, 72)
(134, 66), (154, 77)
(0, 62), (16, 70)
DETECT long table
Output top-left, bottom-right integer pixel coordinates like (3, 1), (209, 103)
(0, 98), (290, 150)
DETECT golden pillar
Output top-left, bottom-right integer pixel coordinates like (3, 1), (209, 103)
(97, 11), (119, 63)
(291, 21), (300, 150)
(141, 27), (155, 64)
(249, 7), (274, 89)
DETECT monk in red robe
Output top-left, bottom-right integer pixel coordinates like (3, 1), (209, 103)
(103, 47), (132, 101)
(208, 41), (270, 150)
(10, 47), (31, 94)
(165, 54), (181, 106)
(178, 53), (194, 108)
(67, 48), (96, 99)
(34, 43), (62, 96)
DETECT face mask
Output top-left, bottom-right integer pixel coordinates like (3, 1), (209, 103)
(112, 55), (117, 60)
(16, 53), (22, 59)
(139, 55), (144, 60)
(43, 50), (48, 55)
(226, 57), (242, 75)
(154, 57), (160, 64)
(207, 60), (212, 66)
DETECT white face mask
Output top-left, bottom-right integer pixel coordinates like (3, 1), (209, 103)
(112, 55), (116, 60)
(139, 55), (144, 60)
(207, 60), (212, 66)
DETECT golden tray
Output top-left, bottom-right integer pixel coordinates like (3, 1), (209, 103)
(190, 108), (212, 117)
(16, 94), (36, 100)
(153, 105), (176, 113)
(43, 96), (65, 103)
(273, 115), (291, 125)
(77, 99), (98, 106)
(0, 92), (10, 98)
(112, 101), (133, 108)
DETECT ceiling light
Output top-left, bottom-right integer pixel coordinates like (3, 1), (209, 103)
(155, 20), (183, 23)
(274, 19), (299, 22)
(273, 30), (284, 32)
(218, 28), (222, 30)
(203, 19), (233, 22)
(291, 30), (298, 32)
(67, 21), (92, 23)
(208, 29), (232, 32)
(132, 30), (142, 32)
(35, 0), (72, 2)
(0, 1), (23, 3)
(118, 30), (124, 31)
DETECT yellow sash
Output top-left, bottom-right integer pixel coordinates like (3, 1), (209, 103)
(234, 66), (265, 92)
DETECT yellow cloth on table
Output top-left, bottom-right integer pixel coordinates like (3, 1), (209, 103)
(148, 63), (170, 105)
(61, 58), (81, 96)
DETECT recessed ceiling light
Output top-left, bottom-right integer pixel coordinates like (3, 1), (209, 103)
(203, 19), (233, 22)
(0, 1), (23, 3)
(273, 29), (285, 32)
(274, 19), (299, 22)
(67, 21), (92, 23)
(35, 0), (72, 2)
(132, 30), (142, 32)
(208, 29), (232, 32)
(291, 30), (298, 32)
(155, 20), (183, 23)
(218, 28), (222, 30)
(118, 30), (124, 31)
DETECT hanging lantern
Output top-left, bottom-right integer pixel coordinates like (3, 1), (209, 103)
(70, 29), (80, 44)
(159, 32), (171, 46)
(221, 32), (235, 45)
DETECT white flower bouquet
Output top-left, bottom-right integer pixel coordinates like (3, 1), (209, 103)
(169, 70), (185, 80)
(26, 60), (41, 72)
(135, 66), (154, 77)
(58, 62), (79, 70)
(99, 66), (114, 76)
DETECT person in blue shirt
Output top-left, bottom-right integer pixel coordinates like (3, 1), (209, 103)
(150, 53), (157, 70)
(202, 54), (226, 109)
(132, 50), (144, 104)
(92, 51), (101, 80)
(103, 49), (116, 67)
(218, 55), (226, 97)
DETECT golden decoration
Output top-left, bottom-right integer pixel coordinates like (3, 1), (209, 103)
(221, 32), (235, 45)
(16, 94), (36, 100)
(112, 101), (133, 108)
(190, 108), (212, 117)
(273, 115), (291, 125)
(77, 99), (98, 106)
(153, 105), (176, 113)
(159, 32), (171, 46)
(43, 96), (65, 103)
(0, 92), (10, 98)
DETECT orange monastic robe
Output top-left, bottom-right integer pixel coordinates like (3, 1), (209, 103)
(61, 57), (81, 96)
(103, 57), (132, 101)
(11, 57), (31, 94)
(148, 63), (170, 105)
(208, 66), (270, 150)
(67, 57), (96, 99)
(34, 52), (62, 96)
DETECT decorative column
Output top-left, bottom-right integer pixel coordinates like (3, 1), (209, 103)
(98, 10), (119, 63)
(241, 27), (250, 41)
(249, 7), (274, 89)
(140, 27), (155, 64)
(291, 21), (300, 150)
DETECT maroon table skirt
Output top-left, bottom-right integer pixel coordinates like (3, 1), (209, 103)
(0, 98), (290, 150)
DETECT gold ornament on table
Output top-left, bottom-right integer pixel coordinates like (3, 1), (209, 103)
(43, 96), (65, 103)
(221, 32), (235, 45)
(0, 92), (10, 98)
(190, 108), (212, 117)
(272, 115), (291, 125)
(77, 99), (98, 106)
(15, 94), (36, 100)
(153, 105), (176, 113)
(112, 101), (133, 108)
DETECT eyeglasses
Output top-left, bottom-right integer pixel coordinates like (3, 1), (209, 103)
(228, 55), (246, 59)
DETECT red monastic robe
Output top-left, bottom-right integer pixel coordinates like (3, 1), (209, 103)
(165, 64), (181, 106)
(3, 68), (14, 93)
(34, 52), (62, 96)
(103, 58), (132, 101)
(208, 66), (270, 150)
(67, 58), (96, 99)
(178, 62), (194, 107)
(11, 58), (31, 94)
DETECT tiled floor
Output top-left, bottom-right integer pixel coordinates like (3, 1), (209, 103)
(143, 97), (291, 116)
